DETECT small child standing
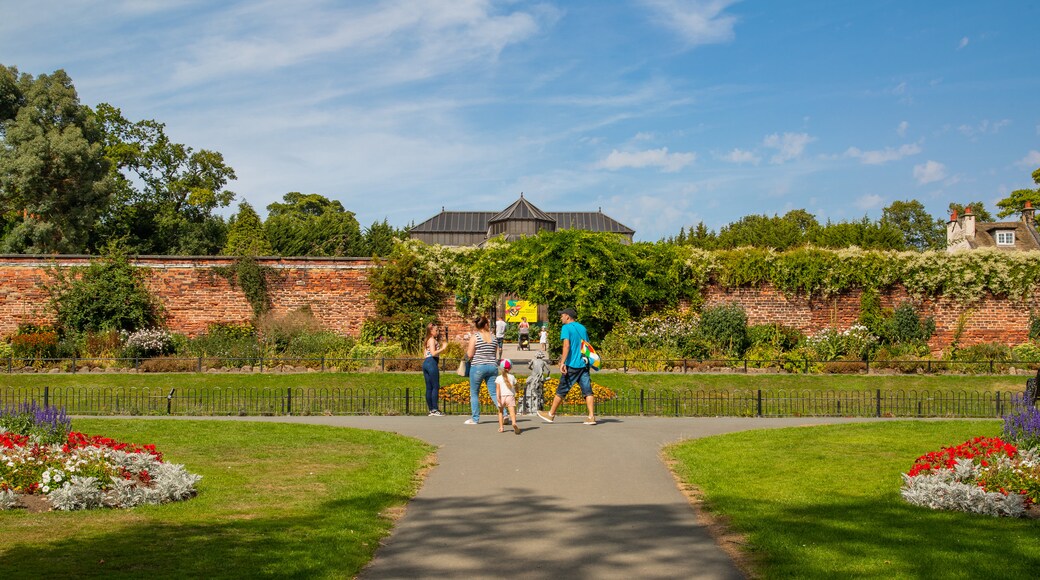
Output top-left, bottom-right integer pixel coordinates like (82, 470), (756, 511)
(539, 326), (548, 352)
(496, 359), (520, 434)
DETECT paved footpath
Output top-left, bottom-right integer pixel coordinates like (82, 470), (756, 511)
(223, 414), (875, 579)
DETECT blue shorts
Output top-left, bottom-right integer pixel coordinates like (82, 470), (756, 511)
(556, 365), (593, 398)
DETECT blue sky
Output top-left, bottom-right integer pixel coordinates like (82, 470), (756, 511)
(2, 1), (1038, 241)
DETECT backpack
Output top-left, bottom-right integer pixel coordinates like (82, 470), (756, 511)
(580, 339), (601, 371)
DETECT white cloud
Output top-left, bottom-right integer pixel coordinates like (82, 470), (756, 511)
(958, 119), (1011, 137)
(596, 147), (696, 172)
(958, 36), (969, 49)
(897, 121), (908, 137)
(914, 160), (947, 184)
(640, 0), (739, 46)
(844, 143), (921, 165)
(719, 148), (760, 165)
(1017, 150), (1040, 167)
(763, 132), (815, 164)
(892, 82), (907, 95)
(168, 1), (554, 88)
(855, 194), (884, 211)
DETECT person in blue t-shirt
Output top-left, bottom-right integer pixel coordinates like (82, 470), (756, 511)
(537, 308), (597, 425)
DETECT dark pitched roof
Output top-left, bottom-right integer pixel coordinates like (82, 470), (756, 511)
(409, 197), (635, 236)
(410, 211), (496, 233)
(488, 196), (554, 223)
(550, 212), (634, 234)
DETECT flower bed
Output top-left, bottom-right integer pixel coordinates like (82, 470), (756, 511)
(1, 430), (202, 511)
(440, 377), (616, 405)
(900, 436), (1040, 518)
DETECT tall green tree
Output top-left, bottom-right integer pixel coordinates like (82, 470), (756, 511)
(880, 200), (945, 251)
(0, 66), (112, 253)
(265, 192), (364, 256)
(715, 210), (819, 250)
(809, 217), (905, 250)
(224, 201), (273, 256)
(995, 168), (1040, 218)
(363, 219), (408, 257)
(93, 103), (234, 255)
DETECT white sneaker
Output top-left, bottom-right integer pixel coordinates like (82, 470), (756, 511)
(463, 419), (478, 425)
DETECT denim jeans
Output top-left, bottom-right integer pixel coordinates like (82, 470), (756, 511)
(469, 363), (499, 422)
(422, 356), (440, 412)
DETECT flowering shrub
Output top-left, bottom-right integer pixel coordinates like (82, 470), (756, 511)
(9, 326), (59, 361)
(901, 436), (1040, 517)
(1002, 396), (1040, 450)
(602, 312), (700, 353)
(0, 429), (201, 511)
(122, 328), (174, 359)
(804, 325), (878, 362)
(0, 402), (71, 444)
(440, 377), (617, 406)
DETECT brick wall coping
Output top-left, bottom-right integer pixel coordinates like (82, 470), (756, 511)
(0, 255), (375, 270)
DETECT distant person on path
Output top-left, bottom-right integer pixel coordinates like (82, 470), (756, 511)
(495, 315), (507, 357)
(496, 359), (520, 434)
(463, 316), (500, 425)
(518, 316), (530, 349)
(422, 322), (448, 416)
(537, 308), (596, 425)
(522, 351), (550, 415)
(539, 326), (548, 352)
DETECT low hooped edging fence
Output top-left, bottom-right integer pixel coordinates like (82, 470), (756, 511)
(2, 355), (1040, 376)
(0, 386), (1023, 419)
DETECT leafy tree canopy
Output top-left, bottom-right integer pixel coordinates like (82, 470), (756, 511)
(880, 200), (945, 251)
(0, 65), (112, 253)
(224, 201), (274, 256)
(994, 168), (1040, 218)
(362, 219), (408, 257)
(92, 103), (235, 255)
(265, 192), (363, 256)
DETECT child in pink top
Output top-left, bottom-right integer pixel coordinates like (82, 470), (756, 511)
(496, 359), (520, 434)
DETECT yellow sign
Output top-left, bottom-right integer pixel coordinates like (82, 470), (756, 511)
(505, 300), (538, 323)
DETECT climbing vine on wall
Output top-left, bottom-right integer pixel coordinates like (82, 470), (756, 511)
(212, 256), (275, 318)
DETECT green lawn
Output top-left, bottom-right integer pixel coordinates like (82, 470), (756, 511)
(0, 419), (433, 579)
(666, 421), (1040, 579)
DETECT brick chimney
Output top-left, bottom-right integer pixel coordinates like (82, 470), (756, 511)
(1023, 201), (1035, 225)
(962, 204), (976, 239)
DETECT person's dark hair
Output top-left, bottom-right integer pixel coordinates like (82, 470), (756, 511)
(425, 322), (437, 341)
(473, 316), (489, 330)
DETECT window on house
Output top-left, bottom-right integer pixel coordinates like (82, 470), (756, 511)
(995, 231), (1015, 246)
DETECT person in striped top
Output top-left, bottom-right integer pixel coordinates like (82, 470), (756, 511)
(462, 316), (500, 424)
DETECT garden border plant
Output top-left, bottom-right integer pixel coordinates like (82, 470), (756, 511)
(0, 402), (202, 512)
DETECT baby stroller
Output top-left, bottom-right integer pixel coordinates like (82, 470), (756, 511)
(518, 333), (531, 351)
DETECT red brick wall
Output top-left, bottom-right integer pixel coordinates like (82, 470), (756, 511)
(703, 286), (1035, 354)
(0, 256), (379, 337)
(0, 255), (1033, 352)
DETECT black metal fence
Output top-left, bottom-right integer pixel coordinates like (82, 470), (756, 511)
(2, 355), (1039, 375)
(0, 386), (1021, 418)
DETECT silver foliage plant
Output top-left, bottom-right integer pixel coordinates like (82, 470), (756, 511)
(900, 457), (1026, 518)
(0, 488), (18, 509)
(46, 448), (202, 512)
